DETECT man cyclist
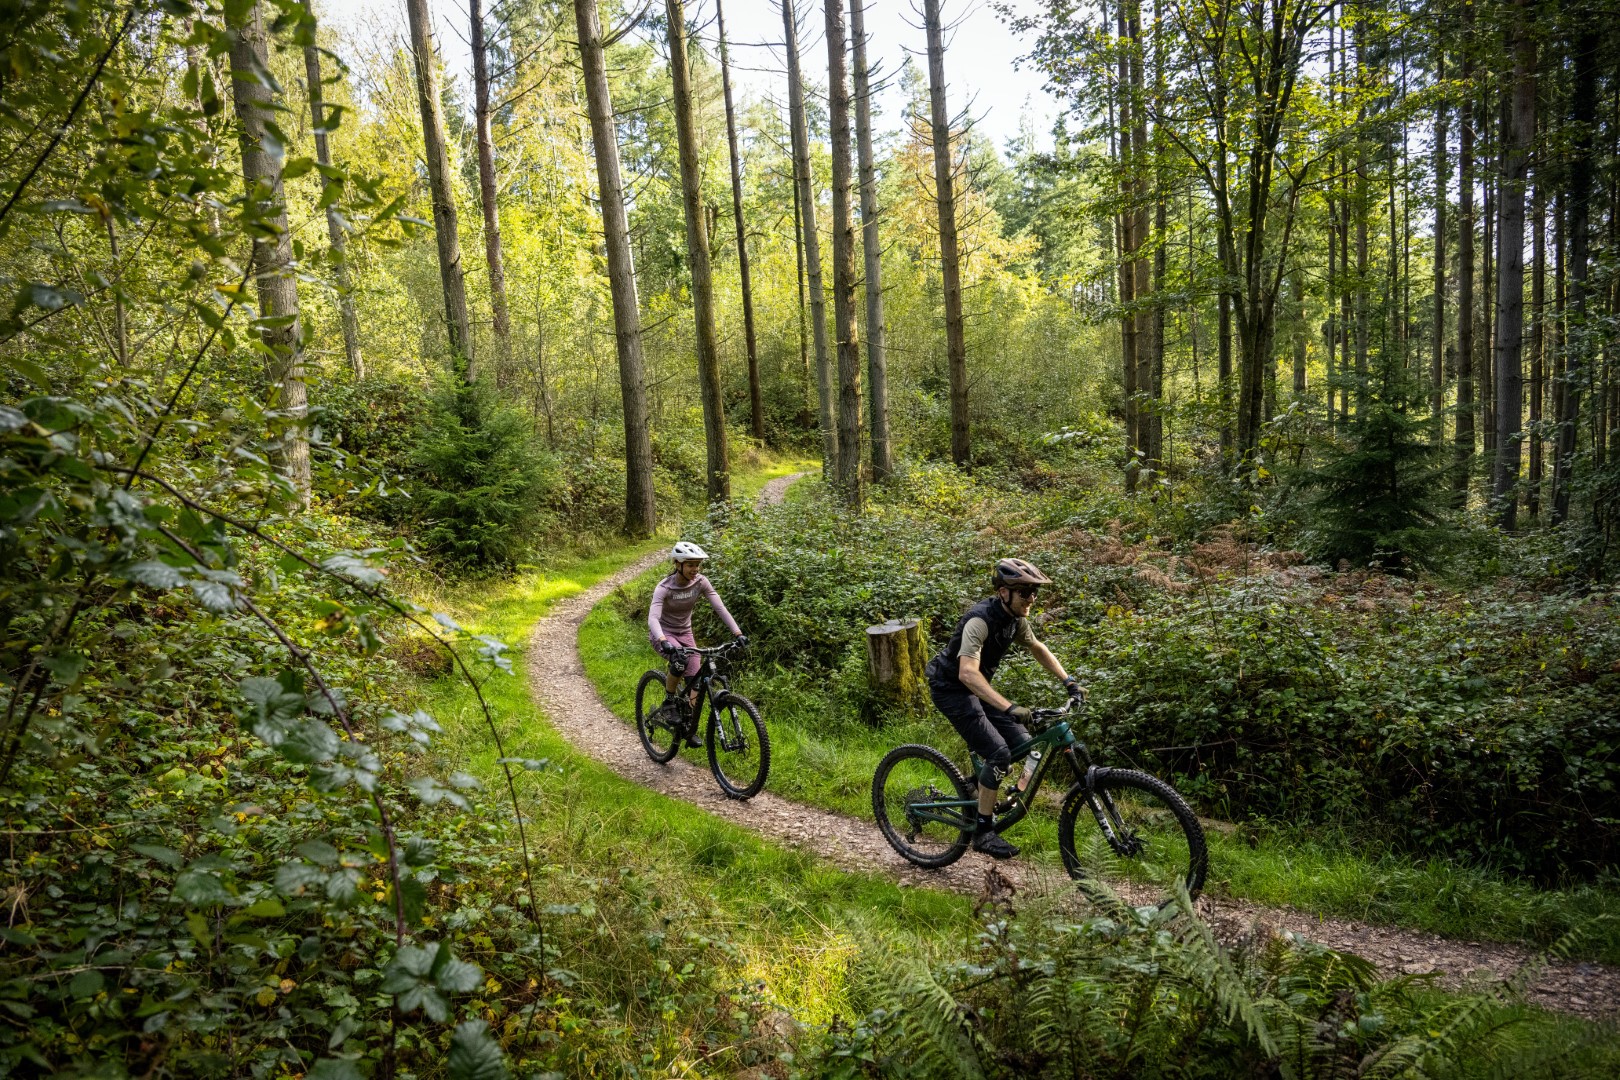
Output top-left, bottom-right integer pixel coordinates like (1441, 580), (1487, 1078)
(925, 558), (1085, 859)
(648, 541), (747, 746)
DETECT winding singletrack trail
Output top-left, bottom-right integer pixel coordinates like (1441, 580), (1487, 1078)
(527, 472), (1619, 1021)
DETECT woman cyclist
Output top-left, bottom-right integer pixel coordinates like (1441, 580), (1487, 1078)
(648, 541), (747, 746)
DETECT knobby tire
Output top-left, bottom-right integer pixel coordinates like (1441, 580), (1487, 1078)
(1057, 768), (1208, 906)
(871, 744), (974, 869)
(635, 669), (681, 764)
(706, 691), (769, 799)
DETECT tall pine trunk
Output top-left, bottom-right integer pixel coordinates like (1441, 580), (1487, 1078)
(229, 2), (309, 500)
(1553, 16), (1600, 523)
(470, 0), (511, 372)
(405, 0), (475, 378)
(1454, 33), (1476, 505)
(666, 0), (730, 503)
(1528, 177), (1544, 518)
(300, 2), (362, 381)
(782, 0), (837, 473)
(1491, 0), (1533, 529)
(850, 0), (892, 481)
(1431, 50), (1447, 442)
(1115, 1), (1139, 480)
(574, 0), (656, 535)
(715, 0), (762, 443)
(924, 0), (969, 467)
(825, 0), (863, 507)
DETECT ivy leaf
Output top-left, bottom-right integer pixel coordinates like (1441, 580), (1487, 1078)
(447, 1020), (510, 1080)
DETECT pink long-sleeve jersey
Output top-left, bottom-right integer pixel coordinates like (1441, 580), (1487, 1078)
(647, 572), (741, 639)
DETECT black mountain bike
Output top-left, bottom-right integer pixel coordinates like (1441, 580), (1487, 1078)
(871, 698), (1208, 905)
(634, 640), (771, 799)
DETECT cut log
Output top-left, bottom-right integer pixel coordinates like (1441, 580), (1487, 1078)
(865, 619), (929, 719)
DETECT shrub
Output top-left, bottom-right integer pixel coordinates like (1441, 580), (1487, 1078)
(409, 379), (552, 569)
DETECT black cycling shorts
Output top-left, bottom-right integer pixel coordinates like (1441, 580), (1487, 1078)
(929, 682), (1029, 778)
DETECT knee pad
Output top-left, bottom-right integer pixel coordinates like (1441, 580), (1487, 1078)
(978, 752), (1010, 790)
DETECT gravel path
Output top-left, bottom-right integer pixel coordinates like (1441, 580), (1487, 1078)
(525, 472), (1620, 1021)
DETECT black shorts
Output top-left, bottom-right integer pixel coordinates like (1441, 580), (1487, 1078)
(929, 682), (1029, 777)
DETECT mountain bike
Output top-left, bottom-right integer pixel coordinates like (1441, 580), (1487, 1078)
(634, 640), (771, 799)
(871, 698), (1208, 905)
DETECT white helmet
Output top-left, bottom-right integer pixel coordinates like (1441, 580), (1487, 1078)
(671, 541), (709, 562)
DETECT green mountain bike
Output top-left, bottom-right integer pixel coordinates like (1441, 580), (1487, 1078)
(635, 640), (770, 800)
(871, 698), (1208, 905)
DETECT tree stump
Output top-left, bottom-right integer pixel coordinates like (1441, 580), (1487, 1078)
(864, 619), (930, 719)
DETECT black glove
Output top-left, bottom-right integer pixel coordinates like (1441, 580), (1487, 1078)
(1006, 704), (1033, 724)
(1065, 677), (1088, 703)
(658, 639), (683, 660)
(734, 634), (749, 648)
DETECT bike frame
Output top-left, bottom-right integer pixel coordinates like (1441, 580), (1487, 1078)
(905, 706), (1095, 835)
(668, 643), (738, 725)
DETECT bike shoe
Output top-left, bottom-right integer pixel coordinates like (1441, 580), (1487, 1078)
(682, 730), (703, 749)
(972, 830), (1020, 860)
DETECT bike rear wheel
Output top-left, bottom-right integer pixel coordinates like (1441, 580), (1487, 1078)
(706, 692), (770, 799)
(1057, 768), (1208, 906)
(635, 669), (681, 763)
(871, 744), (973, 869)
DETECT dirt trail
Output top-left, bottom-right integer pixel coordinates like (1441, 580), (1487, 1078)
(526, 472), (1619, 1021)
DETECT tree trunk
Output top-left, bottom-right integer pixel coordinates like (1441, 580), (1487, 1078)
(1353, 17), (1369, 417)
(1454, 34), (1476, 506)
(1528, 175), (1544, 519)
(1116, 1), (1140, 483)
(1481, 156), (1495, 455)
(1326, 27), (1337, 423)
(301, 2), (362, 381)
(1218, 290), (1233, 462)
(1293, 273), (1307, 396)
(715, 0), (763, 444)
(1553, 18), (1600, 524)
(850, 0), (892, 482)
(924, 0), (969, 468)
(864, 619), (929, 718)
(405, 0), (475, 378)
(470, 0), (511, 374)
(792, 159), (810, 410)
(229, 2), (309, 501)
(574, 0), (656, 536)
(782, 0), (837, 474)
(824, 0), (863, 508)
(1430, 49), (1447, 442)
(666, 0), (731, 505)
(1491, 0), (1533, 530)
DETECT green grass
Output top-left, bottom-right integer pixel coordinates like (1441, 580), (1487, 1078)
(580, 571), (1620, 965)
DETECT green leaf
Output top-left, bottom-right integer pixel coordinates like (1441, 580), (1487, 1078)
(281, 156), (316, 180)
(430, 942), (482, 994)
(280, 718), (339, 764)
(295, 840), (339, 867)
(173, 868), (230, 906)
(188, 577), (235, 612)
(307, 1061), (363, 1080)
(241, 898), (286, 918)
(68, 970), (105, 999)
(122, 560), (184, 590)
(130, 843), (183, 868)
(186, 911), (211, 949)
(447, 1020), (510, 1080)
(39, 650), (86, 686)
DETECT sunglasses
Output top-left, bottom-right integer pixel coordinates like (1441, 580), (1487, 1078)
(1009, 586), (1040, 599)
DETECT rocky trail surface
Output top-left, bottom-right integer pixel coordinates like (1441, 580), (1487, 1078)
(526, 472), (1619, 1021)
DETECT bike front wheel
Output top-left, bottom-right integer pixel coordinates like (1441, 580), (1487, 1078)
(1058, 768), (1208, 906)
(706, 691), (770, 799)
(871, 744), (973, 869)
(635, 669), (681, 764)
